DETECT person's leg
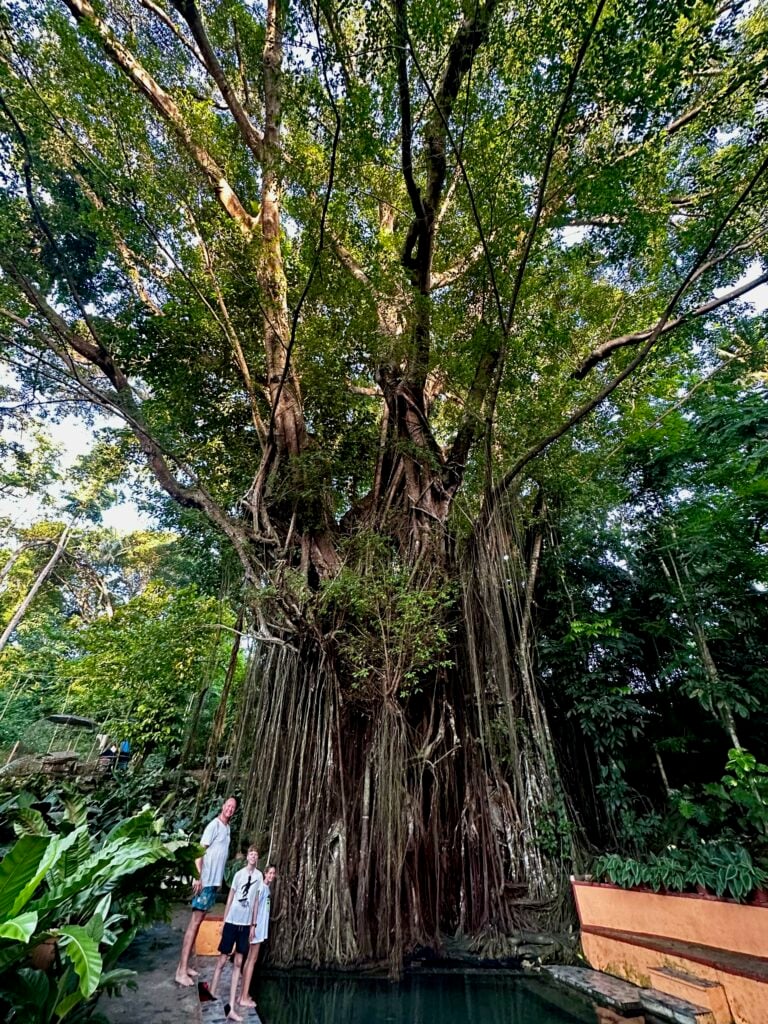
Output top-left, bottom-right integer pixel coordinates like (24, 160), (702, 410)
(226, 952), (244, 1021)
(238, 942), (261, 1007)
(175, 909), (206, 984)
(210, 951), (228, 997)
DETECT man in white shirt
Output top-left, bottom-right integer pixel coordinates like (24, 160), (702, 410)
(175, 796), (237, 986)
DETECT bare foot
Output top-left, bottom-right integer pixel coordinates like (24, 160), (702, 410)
(227, 1012), (243, 1022)
(239, 998), (256, 1008)
(186, 968), (200, 977)
(175, 972), (195, 987)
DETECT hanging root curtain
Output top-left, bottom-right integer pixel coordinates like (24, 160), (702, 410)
(206, 511), (580, 970)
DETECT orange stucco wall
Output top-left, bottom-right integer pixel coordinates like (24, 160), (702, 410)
(573, 882), (768, 1024)
(581, 930), (765, 1024)
(572, 882), (768, 959)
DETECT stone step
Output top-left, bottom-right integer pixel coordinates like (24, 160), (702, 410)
(545, 965), (716, 1024)
(649, 967), (731, 1024)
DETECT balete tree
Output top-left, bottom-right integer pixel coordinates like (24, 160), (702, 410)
(0, 0), (766, 967)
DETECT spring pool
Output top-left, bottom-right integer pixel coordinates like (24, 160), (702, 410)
(254, 971), (594, 1024)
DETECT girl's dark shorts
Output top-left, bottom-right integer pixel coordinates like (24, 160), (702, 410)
(218, 922), (250, 957)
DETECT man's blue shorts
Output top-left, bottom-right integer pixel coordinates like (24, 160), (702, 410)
(191, 885), (218, 912)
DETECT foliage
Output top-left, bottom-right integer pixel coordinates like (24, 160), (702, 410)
(676, 748), (768, 849)
(0, 793), (197, 1023)
(51, 583), (235, 752)
(595, 841), (767, 903)
(537, 375), (768, 848)
(318, 540), (456, 700)
(593, 748), (768, 901)
(0, 580), (239, 757)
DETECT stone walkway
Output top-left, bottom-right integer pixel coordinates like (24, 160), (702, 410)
(100, 909), (201, 1024)
(199, 958), (263, 1024)
(99, 906), (263, 1024)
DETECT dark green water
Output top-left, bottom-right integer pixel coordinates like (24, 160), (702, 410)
(254, 972), (594, 1024)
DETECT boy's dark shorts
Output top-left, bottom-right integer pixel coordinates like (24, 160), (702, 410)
(219, 922), (250, 958)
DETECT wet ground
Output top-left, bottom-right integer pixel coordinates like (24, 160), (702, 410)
(100, 905), (263, 1024)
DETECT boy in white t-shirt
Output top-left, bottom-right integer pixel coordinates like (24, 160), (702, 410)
(238, 864), (276, 1011)
(210, 846), (263, 1021)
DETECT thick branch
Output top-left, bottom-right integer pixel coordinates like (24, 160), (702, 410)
(171, 0), (265, 163)
(1, 259), (131, 394)
(138, 0), (205, 67)
(424, 0), (498, 216)
(1, 269), (264, 574)
(63, 0), (258, 234)
(393, 0), (426, 267)
(482, 148), (768, 525)
(409, 3), (605, 481)
(573, 269), (768, 379)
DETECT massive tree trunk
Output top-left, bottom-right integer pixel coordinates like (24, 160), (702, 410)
(217, 505), (577, 970)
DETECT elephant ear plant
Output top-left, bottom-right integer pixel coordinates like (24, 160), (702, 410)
(0, 801), (196, 1023)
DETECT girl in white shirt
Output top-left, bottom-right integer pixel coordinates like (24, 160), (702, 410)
(238, 865), (276, 1011)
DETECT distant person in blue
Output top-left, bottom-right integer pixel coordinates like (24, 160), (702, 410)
(238, 864), (277, 1010)
(117, 739), (131, 769)
(175, 796), (237, 987)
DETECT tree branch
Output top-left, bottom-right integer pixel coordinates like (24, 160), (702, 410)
(393, 0), (426, 269)
(137, 0), (206, 67)
(502, 0), (609, 343)
(327, 230), (375, 290)
(424, 0), (498, 216)
(73, 171), (164, 315)
(610, 59), (768, 168)
(170, 0), (265, 163)
(63, 0), (259, 234)
(0, 267), (267, 574)
(431, 236), (497, 290)
(573, 268), (768, 379)
(482, 147), (768, 526)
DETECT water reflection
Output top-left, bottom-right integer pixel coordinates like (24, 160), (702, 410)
(255, 972), (594, 1024)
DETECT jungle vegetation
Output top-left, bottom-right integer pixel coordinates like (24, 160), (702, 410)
(0, 0), (766, 971)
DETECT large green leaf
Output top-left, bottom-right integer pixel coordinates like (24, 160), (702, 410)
(30, 836), (167, 920)
(0, 909), (38, 942)
(0, 834), (54, 920)
(47, 824), (92, 888)
(54, 988), (84, 1021)
(84, 910), (105, 944)
(58, 924), (102, 998)
(13, 807), (51, 838)
(103, 808), (158, 845)
(97, 967), (138, 996)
